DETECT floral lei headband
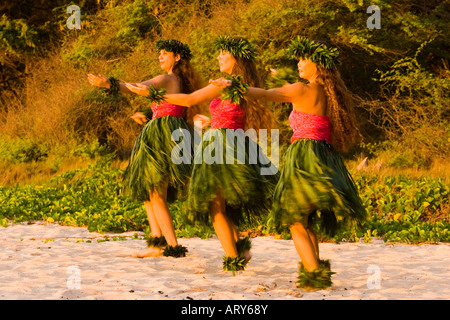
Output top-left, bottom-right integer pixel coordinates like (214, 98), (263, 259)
(214, 35), (257, 61)
(287, 37), (339, 70)
(155, 39), (193, 60)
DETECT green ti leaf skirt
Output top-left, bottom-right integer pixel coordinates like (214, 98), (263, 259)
(122, 116), (193, 203)
(272, 139), (366, 236)
(187, 128), (280, 227)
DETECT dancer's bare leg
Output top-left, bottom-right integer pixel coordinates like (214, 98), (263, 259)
(151, 180), (178, 247)
(145, 201), (162, 237)
(223, 210), (252, 262)
(132, 200), (164, 258)
(307, 226), (319, 258)
(210, 190), (238, 257)
(228, 214), (239, 243)
(290, 221), (319, 271)
(306, 207), (320, 258)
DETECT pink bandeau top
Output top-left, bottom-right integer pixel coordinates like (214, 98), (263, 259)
(209, 98), (245, 130)
(289, 110), (332, 144)
(151, 101), (186, 119)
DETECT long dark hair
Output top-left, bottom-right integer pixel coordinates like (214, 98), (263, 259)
(316, 65), (361, 152)
(171, 58), (204, 127)
(229, 39), (276, 132)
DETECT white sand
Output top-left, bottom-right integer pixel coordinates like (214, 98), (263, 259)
(0, 222), (449, 300)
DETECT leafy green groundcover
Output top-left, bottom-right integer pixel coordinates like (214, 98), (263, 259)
(353, 174), (449, 243)
(0, 159), (214, 239)
(0, 161), (448, 243)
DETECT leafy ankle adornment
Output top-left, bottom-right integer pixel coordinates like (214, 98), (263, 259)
(146, 235), (167, 248)
(222, 256), (248, 275)
(162, 245), (188, 258)
(296, 261), (335, 290)
(319, 259), (331, 270)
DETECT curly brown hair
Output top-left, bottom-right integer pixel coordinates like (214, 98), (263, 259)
(315, 65), (361, 153)
(172, 58), (205, 127)
(230, 49), (276, 132)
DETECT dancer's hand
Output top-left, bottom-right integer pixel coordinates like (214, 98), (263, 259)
(130, 112), (148, 125)
(125, 83), (149, 96)
(269, 68), (278, 76)
(88, 74), (110, 88)
(209, 77), (232, 89)
(193, 114), (210, 129)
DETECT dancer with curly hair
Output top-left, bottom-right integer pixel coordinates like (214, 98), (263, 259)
(89, 40), (203, 258)
(159, 36), (279, 272)
(215, 37), (366, 287)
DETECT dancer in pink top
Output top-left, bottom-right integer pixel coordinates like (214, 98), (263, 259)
(89, 40), (202, 258)
(214, 37), (366, 288)
(163, 36), (279, 272)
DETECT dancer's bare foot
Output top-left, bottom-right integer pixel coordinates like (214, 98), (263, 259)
(132, 247), (163, 258)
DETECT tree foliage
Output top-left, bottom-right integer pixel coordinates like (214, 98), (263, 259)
(0, 0), (448, 164)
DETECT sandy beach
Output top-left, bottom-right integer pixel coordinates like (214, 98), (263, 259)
(1, 222), (449, 300)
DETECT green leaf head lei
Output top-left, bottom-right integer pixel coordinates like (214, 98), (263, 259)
(214, 35), (257, 61)
(156, 39), (193, 61)
(287, 37), (339, 70)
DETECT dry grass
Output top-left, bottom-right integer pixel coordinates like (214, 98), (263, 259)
(347, 155), (450, 185)
(0, 156), (97, 187)
(0, 50), (146, 157)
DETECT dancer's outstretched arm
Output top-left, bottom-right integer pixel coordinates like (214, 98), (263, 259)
(164, 83), (221, 108)
(88, 74), (170, 95)
(210, 77), (307, 104)
(246, 82), (307, 103)
(124, 75), (175, 96)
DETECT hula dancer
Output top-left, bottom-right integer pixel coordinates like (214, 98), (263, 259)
(89, 40), (202, 258)
(163, 36), (279, 272)
(215, 37), (366, 288)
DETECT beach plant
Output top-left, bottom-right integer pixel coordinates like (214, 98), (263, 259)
(0, 156), (449, 244)
(0, 135), (48, 163)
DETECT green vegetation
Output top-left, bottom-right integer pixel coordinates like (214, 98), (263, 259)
(352, 174), (449, 243)
(0, 0), (448, 243)
(0, 159), (215, 239)
(0, 158), (448, 243)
